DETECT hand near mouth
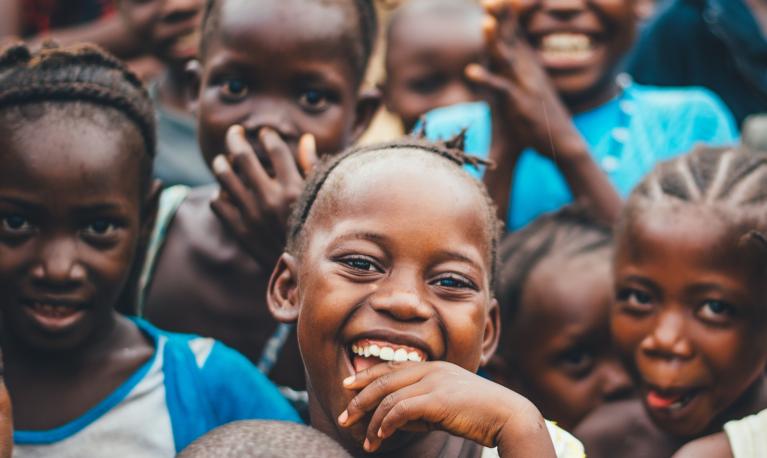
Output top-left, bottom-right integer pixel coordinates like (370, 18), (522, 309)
(465, 0), (621, 225)
(210, 125), (317, 266)
(337, 361), (556, 457)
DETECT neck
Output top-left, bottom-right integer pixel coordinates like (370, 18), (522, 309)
(712, 374), (767, 434)
(564, 79), (621, 115)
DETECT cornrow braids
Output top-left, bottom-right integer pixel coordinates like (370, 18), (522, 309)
(286, 136), (503, 286)
(496, 206), (612, 328)
(200, 0), (377, 84)
(0, 41), (156, 158)
(621, 146), (767, 249)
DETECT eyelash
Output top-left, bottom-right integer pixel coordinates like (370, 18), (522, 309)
(616, 287), (654, 314)
(431, 274), (477, 291)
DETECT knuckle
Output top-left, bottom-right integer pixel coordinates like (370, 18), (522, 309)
(380, 393), (398, 412)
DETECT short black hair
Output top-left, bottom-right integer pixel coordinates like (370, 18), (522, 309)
(286, 136), (503, 287)
(200, 0), (377, 84)
(496, 206), (612, 330)
(0, 42), (155, 158)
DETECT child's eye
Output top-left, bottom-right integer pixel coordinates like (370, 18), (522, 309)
(432, 274), (477, 291)
(558, 348), (594, 378)
(298, 89), (330, 112)
(698, 300), (736, 324)
(81, 220), (119, 237)
(339, 256), (382, 273)
(617, 287), (654, 313)
(407, 74), (446, 95)
(220, 78), (248, 101)
(1, 215), (33, 234)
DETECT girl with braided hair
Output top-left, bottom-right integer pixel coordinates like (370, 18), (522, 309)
(576, 146), (767, 457)
(0, 42), (298, 458)
(267, 137), (585, 457)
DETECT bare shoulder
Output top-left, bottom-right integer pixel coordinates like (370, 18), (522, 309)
(672, 432), (732, 458)
(574, 399), (678, 458)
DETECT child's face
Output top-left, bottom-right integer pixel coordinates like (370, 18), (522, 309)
(501, 250), (632, 430)
(273, 155), (498, 449)
(195, 0), (371, 169)
(0, 114), (149, 352)
(613, 207), (767, 437)
(384, 10), (486, 132)
(511, 0), (638, 105)
(119, 0), (204, 66)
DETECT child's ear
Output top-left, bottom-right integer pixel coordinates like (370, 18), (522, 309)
(350, 86), (382, 143)
(185, 59), (203, 116)
(633, 0), (655, 22)
(480, 298), (502, 367)
(267, 253), (301, 323)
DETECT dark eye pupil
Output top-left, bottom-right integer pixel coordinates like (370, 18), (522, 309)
(5, 216), (25, 229)
(708, 301), (725, 313)
(350, 260), (370, 270)
(91, 221), (110, 233)
(227, 80), (244, 94)
(305, 90), (322, 105)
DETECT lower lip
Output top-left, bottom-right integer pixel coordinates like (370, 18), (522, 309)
(644, 388), (702, 419)
(22, 304), (86, 333)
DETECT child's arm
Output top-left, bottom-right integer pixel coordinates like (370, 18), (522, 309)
(467, 0), (621, 226)
(210, 125), (317, 266)
(339, 361), (558, 457)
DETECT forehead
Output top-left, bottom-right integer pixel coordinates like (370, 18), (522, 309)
(205, 0), (358, 74)
(617, 205), (767, 287)
(0, 110), (143, 200)
(308, 151), (492, 263)
(388, 6), (484, 64)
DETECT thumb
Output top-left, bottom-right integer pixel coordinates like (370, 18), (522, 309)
(297, 133), (318, 176)
(465, 64), (510, 95)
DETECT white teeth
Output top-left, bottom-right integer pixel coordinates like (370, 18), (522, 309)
(369, 345), (380, 357)
(352, 345), (358, 354)
(542, 33), (592, 52)
(364, 346), (371, 358)
(408, 351), (421, 362)
(394, 348), (408, 362)
(379, 347), (395, 361)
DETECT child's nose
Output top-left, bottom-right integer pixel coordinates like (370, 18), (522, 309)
(639, 310), (695, 360)
(370, 289), (433, 322)
(241, 100), (299, 141)
(32, 238), (87, 287)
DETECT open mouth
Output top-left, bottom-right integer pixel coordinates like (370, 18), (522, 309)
(645, 386), (702, 412)
(347, 339), (429, 374)
(534, 32), (601, 67)
(22, 300), (87, 332)
(168, 31), (200, 58)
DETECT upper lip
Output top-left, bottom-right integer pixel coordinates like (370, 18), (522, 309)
(345, 330), (437, 362)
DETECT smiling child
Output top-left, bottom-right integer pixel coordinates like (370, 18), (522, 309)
(575, 146), (767, 457)
(384, 0), (738, 230)
(0, 42), (298, 457)
(487, 206), (633, 431)
(139, 0), (381, 396)
(267, 138), (584, 457)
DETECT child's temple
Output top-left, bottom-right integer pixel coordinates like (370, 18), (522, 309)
(0, 0), (765, 457)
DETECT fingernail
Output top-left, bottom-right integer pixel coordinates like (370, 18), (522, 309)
(377, 427), (383, 438)
(465, 64), (483, 78)
(343, 375), (355, 386)
(228, 124), (244, 137)
(337, 410), (348, 425)
(363, 439), (371, 452)
(212, 155), (228, 174)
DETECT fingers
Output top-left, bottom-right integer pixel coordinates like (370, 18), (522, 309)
(465, 64), (512, 95)
(297, 133), (318, 176)
(212, 154), (261, 219)
(259, 127), (303, 184)
(225, 125), (272, 195)
(364, 387), (433, 452)
(339, 362), (424, 427)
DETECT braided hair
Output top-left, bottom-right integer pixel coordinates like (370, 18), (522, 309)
(620, 146), (767, 250)
(200, 0), (377, 85)
(495, 206), (612, 334)
(286, 136), (503, 287)
(0, 42), (156, 159)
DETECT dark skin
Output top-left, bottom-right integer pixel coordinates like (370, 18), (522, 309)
(143, 0), (379, 390)
(672, 432), (733, 458)
(487, 249), (633, 431)
(119, 0), (204, 112)
(0, 110), (158, 431)
(268, 153), (557, 457)
(384, 0), (623, 225)
(0, 353), (11, 458)
(576, 205), (767, 457)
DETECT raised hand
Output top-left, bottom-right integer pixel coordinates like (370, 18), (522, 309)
(210, 125), (317, 266)
(338, 361), (556, 457)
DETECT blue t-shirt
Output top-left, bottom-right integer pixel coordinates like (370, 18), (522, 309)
(507, 82), (738, 229)
(13, 318), (300, 458)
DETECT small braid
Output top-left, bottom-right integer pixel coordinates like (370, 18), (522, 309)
(286, 135), (503, 287)
(622, 146), (767, 247)
(0, 41), (155, 157)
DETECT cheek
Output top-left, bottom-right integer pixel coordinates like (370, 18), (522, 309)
(306, 108), (355, 156)
(611, 314), (648, 359)
(444, 305), (489, 369)
(694, 326), (767, 383)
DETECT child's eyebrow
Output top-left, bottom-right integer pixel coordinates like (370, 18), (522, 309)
(0, 196), (43, 211)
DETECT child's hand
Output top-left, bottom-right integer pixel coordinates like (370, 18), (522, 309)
(210, 125), (317, 266)
(338, 361), (556, 457)
(465, 0), (585, 162)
